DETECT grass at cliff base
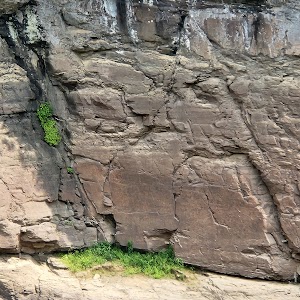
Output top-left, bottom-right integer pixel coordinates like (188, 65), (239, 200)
(60, 242), (187, 279)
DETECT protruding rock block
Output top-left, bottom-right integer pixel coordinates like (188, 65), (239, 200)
(174, 156), (299, 279)
(110, 152), (178, 250)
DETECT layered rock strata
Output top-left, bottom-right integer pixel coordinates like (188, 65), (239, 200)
(0, 0), (300, 280)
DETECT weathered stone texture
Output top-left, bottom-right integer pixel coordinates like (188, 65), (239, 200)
(110, 152), (178, 250)
(0, 35), (100, 254)
(0, 0), (29, 14)
(0, 0), (300, 281)
(173, 156), (296, 278)
(0, 255), (300, 300)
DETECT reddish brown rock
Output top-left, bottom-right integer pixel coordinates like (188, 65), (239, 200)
(1, 0), (300, 282)
(173, 156), (297, 279)
(83, 59), (153, 94)
(69, 88), (126, 121)
(0, 220), (20, 253)
(109, 152), (178, 250)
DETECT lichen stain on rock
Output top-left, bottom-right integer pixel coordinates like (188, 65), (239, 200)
(23, 6), (42, 44)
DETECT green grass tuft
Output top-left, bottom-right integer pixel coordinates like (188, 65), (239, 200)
(37, 102), (61, 147)
(67, 167), (74, 174)
(60, 242), (185, 279)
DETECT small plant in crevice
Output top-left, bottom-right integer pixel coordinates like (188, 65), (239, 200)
(67, 167), (74, 174)
(37, 102), (61, 147)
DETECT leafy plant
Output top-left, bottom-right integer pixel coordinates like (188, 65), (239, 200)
(37, 102), (52, 120)
(67, 167), (74, 174)
(60, 242), (185, 279)
(37, 102), (61, 147)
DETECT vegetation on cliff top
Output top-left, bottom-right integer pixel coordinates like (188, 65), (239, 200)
(61, 242), (187, 279)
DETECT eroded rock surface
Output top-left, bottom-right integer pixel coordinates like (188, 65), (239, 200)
(0, 255), (299, 300)
(0, 0), (300, 281)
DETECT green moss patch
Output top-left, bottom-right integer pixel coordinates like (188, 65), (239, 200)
(37, 102), (61, 147)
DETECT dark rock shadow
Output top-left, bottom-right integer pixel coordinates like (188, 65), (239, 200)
(0, 4), (98, 255)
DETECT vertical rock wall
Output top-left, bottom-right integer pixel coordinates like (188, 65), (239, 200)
(0, 0), (300, 280)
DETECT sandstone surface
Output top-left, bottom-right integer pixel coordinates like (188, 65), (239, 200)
(0, 255), (299, 300)
(0, 0), (300, 283)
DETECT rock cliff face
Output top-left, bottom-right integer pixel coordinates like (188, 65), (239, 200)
(1, 0), (300, 280)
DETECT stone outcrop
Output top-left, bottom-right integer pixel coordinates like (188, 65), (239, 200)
(0, 0), (300, 281)
(0, 255), (299, 300)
